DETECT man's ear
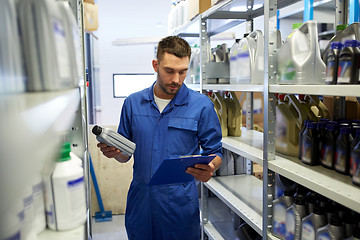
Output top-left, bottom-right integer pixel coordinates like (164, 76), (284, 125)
(152, 59), (159, 73)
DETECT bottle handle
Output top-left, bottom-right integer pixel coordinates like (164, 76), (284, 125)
(304, 95), (330, 119)
(285, 95), (307, 129)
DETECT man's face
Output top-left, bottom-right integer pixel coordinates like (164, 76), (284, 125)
(152, 52), (190, 99)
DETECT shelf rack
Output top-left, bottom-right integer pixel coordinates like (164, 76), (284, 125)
(172, 0), (360, 239)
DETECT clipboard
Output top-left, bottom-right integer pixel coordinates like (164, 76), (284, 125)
(148, 155), (216, 186)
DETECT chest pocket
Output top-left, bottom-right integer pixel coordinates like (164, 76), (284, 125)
(167, 118), (198, 157)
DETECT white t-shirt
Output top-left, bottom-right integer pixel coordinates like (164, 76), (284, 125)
(154, 93), (171, 113)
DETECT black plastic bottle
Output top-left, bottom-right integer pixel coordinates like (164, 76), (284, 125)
(351, 130), (360, 186)
(317, 120), (328, 161)
(325, 42), (343, 85)
(337, 40), (360, 84)
(301, 121), (319, 165)
(335, 126), (353, 175)
(320, 122), (337, 169)
(299, 119), (310, 160)
(350, 128), (360, 176)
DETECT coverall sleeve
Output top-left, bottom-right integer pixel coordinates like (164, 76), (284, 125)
(117, 97), (133, 141)
(198, 99), (223, 159)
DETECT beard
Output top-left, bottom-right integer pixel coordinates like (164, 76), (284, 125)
(156, 73), (182, 96)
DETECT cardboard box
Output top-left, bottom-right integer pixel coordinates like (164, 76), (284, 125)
(253, 163), (263, 180)
(187, 0), (212, 21)
(84, 2), (98, 31)
(323, 96), (360, 121)
(346, 97), (358, 120)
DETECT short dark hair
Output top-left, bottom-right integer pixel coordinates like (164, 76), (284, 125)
(156, 36), (191, 62)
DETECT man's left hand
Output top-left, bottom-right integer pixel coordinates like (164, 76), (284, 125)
(186, 162), (215, 182)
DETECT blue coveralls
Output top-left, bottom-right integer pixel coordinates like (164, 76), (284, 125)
(118, 82), (222, 240)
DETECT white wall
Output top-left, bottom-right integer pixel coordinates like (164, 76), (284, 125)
(95, 1), (170, 125)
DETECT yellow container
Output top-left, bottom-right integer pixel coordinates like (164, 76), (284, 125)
(304, 95), (330, 120)
(209, 92), (228, 137)
(224, 91), (242, 137)
(276, 94), (307, 156)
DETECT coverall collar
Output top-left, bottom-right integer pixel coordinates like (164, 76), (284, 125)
(143, 81), (189, 106)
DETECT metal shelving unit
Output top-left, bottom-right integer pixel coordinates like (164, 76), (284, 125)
(173, 0), (360, 239)
(204, 175), (263, 236)
(269, 84), (360, 97)
(222, 128), (263, 165)
(203, 84), (264, 92)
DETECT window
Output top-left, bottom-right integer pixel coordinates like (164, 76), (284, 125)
(113, 73), (155, 98)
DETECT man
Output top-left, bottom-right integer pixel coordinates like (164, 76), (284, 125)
(97, 36), (222, 240)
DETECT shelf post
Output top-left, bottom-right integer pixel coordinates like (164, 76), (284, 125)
(263, 0), (277, 238)
(336, 0), (348, 25)
(199, 17), (210, 91)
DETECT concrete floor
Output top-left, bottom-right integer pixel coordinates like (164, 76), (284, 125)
(92, 215), (128, 240)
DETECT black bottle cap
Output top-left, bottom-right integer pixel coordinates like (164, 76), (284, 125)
(353, 228), (360, 237)
(92, 125), (103, 135)
(330, 216), (343, 226)
(313, 204), (325, 215)
(295, 195), (306, 205)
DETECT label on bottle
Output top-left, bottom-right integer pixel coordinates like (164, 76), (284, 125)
(301, 136), (312, 164)
(325, 61), (336, 84)
(317, 230), (331, 240)
(4, 231), (21, 240)
(273, 202), (287, 237)
(337, 60), (352, 83)
(335, 149), (347, 173)
(320, 144), (334, 167)
(53, 18), (71, 80)
(285, 208), (296, 240)
(352, 150), (360, 184)
(67, 177), (86, 221)
(302, 220), (316, 240)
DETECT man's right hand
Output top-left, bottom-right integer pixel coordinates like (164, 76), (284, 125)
(97, 143), (130, 162)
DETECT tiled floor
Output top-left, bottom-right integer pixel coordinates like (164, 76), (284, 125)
(92, 215), (128, 240)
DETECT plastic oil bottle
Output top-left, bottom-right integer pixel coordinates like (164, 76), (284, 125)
(209, 92), (228, 137)
(224, 91), (242, 137)
(43, 142), (86, 231)
(285, 195), (308, 240)
(236, 30), (264, 84)
(337, 40), (360, 84)
(230, 39), (240, 84)
(350, 128), (360, 176)
(316, 216), (345, 240)
(334, 126), (353, 175)
(322, 24), (347, 63)
(272, 190), (295, 239)
(276, 94), (307, 157)
(351, 129), (360, 186)
(320, 122), (338, 169)
(304, 95), (330, 120)
(277, 21), (326, 84)
(301, 204), (328, 240)
(325, 42), (343, 85)
(301, 121), (319, 166)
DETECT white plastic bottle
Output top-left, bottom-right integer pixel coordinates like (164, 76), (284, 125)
(272, 190), (295, 239)
(0, 210), (21, 240)
(230, 39), (240, 84)
(22, 186), (35, 240)
(32, 175), (46, 234)
(44, 142), (86, 231)
(301, 205), (328, 240)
